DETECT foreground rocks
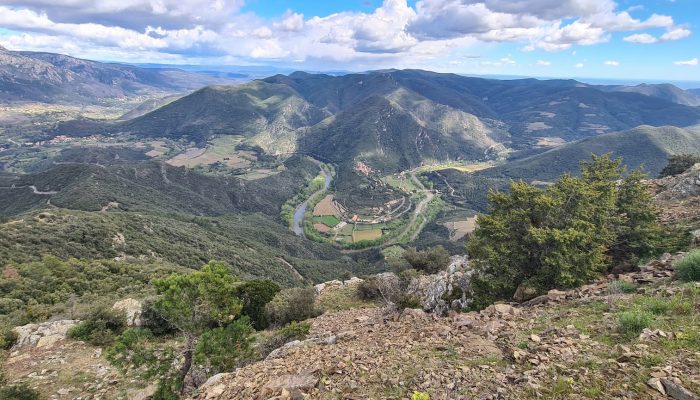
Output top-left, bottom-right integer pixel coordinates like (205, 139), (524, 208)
(194, 252), (700, 399)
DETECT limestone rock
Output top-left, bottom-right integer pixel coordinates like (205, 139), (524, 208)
(12, 320), (77, 350)
(661, 379), (700, 400)
(112, 298), (143, 327)
(264, 372), (319, 392)
(405, 255), (473, 315)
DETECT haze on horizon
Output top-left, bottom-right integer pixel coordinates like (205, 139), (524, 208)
(0, 0), (698, 82)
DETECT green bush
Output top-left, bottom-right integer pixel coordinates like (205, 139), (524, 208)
(259, 321), (311, 358)
(356, 277), (382, 301)
(617, 310), (654, 337)
(411, 391), (430, 400)
(675, 250), (700, 282)
(403, 246), (451, 274)
(195, 317), (255, 373)
(277, 321), (311, 340)
(0, 329), (17, 351)
(659, 154), (700, 178)
(265, 287), (318, 327)
(608, 281), (638, 294)
(0, 383), (41, 400)
(140, 299), (176, 337)
(68, 306), (126, 346)
(234, 280), (281, 330)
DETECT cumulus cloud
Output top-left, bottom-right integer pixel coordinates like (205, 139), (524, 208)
(623, 27), (690, 44)
(604, 60), (620, 66)
(674, 58), (698, 66)
(0, 0), (693, 68)
(536, 60), (551, 66)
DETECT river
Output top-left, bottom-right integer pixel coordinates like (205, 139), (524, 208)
(292, 168), (331, 236)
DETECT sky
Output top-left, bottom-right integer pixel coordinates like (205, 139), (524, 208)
(0, 0), (698, 81)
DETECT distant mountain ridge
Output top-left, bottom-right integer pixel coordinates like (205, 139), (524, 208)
(598, 83), (700, 107)
(65, 69), (700, 175)
(0, 47), (233, 104)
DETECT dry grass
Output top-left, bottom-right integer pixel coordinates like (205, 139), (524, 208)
(352, 228), (382, 242)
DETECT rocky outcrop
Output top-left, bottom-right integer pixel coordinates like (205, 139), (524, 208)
(112, 298), (143, 327)
(314, 277), (364, 294)
(11, 319), (77, 351)
(406, 255), (473, 315)
(653, 163), (700, 201)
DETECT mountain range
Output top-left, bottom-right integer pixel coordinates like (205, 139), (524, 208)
(0, 46), (232, 104)
(54, 69), (700, 177)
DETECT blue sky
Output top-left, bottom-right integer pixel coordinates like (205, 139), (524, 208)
(0, 0), (698, 82)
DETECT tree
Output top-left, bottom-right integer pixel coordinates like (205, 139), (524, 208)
(659, 154), (700, 178)
(468, 154), (662, 308)
(611, 170), (662, 266)
(233, 280), (280, 330)
(108, 261), (253, 397)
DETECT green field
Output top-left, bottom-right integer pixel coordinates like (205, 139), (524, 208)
(313, 215), (341, 227)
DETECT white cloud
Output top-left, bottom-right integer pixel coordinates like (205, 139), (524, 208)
(0, 0), (693, 69)
(623, 33), (657, 44)
(660, 28), (691, 41)
(481, 56), (516, 67)
(623, 27), (690, 44)
(604, 60), (620, 66)
(674, 58), (698, 66)
(536, 60), (551, 66)
(575, 62), (584, 68)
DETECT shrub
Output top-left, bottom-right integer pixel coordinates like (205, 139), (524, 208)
(617, 310), (654, 337)
(0, 329), (18, 351)
(0, 383), (41, 400)
(140, 298), (176, 337)
(411, 391), (430, 400)
(259, 321), (311, 358)
(265, 287), (317, 327)
(277, 321), (311, 342)
(195, 317), (255, 373)
(356, 277), (382, 301)
(675, 250), (700, 282)
(608, 281), (638, 294)
(68, 306), (126, 346)
(234, 280), (281, 330)
(659, 154), (700, 178)
(403, 246), (451, 274)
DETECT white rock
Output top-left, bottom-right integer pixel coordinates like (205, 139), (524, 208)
(112, 298), (143, 327)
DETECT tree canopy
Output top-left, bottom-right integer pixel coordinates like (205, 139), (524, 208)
(468, 154), (662, 309)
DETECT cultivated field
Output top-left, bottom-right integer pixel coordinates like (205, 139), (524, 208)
(313, 194), (339, 216)
(352, 227), (382, 242)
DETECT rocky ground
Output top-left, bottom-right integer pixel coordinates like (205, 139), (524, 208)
(3, 308), (153, 399)
(194, 255), (700, 400)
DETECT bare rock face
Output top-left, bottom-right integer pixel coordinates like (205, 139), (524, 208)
(112, 298), (143, 327)
(654, 163), (700, 201)
(406, 255), (473, 315)
(11, 320), (78, 351)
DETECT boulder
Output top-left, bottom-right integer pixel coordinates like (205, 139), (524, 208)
(12, 320), (78, 350)
(661, 379), (699, 400)
(513, 283), (538, 303)
(112, 298), (143, 327)
(264, 372), (319, 392)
